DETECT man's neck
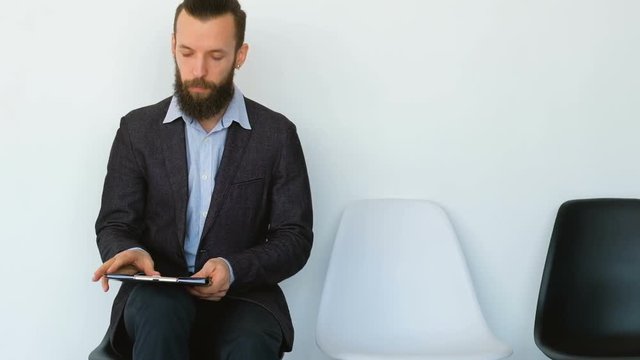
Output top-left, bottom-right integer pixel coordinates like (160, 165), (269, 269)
(197, 105), (229, 133)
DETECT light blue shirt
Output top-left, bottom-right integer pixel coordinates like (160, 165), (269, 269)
(162, 85), (251, 279)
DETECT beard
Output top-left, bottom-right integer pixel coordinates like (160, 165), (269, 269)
(173, 63), (235, 121)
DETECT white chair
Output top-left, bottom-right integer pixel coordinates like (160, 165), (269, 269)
(316, 199), (512, 360)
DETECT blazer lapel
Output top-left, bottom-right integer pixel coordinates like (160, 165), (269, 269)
(200, 122), (251, 241)
(161, 120), (189, 246)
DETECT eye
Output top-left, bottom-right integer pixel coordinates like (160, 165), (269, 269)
(180, 52), (194, 58)
(211, 55), (224, 61)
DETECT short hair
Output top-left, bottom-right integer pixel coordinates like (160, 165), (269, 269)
(173, 0), (247, 50)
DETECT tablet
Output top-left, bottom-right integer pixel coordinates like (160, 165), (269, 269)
(106, 274), (210, 286)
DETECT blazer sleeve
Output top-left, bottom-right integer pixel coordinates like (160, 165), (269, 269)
(227, 124), (313, 289)
(95, 117), (147, 262)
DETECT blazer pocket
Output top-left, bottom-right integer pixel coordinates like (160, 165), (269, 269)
(231, 177), (265, 187)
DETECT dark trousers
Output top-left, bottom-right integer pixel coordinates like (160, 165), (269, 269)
(121, 284), (283, 360)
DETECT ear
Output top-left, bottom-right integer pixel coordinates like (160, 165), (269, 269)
(171, 34), (176, 57)
(235, 43), (249, 68)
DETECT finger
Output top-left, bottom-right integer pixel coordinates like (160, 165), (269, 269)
(195, 287), (215, 297)
(209, 277), (229, 292)
(188, 284), (221, 300)
(208, 261), (230, 286)
(199, 281), (223, 294)
(101, 275), (110, 292)
(92, 258), (115, 281)
(191, 267), (209, 279)
(188, 284), (207, 294)
(137, 257), (160, 276)
(91, 259), (112, 281)
(187, 287), (206, 299)
(192, 286), (225, 300)
(192, 259), (217, 278)
(106, 255), (127, 274)
(195, 292), (222, 301)
(214, 289), (228, 296)
(119, 264), (139, 275)
(212, 287), (228, 296)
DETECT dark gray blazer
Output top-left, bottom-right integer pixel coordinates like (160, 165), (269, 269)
(95, 96), (313, 354)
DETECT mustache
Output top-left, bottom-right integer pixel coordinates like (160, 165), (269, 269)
(182, 78), (217, 90)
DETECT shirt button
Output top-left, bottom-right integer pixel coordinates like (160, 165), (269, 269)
(202, 174), (208, 181)
(201, 211), (208, 217)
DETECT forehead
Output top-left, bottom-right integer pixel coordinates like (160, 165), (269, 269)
(175, 11), (236, 49)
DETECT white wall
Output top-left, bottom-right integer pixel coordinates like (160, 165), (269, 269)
(1, 0), (639, 358)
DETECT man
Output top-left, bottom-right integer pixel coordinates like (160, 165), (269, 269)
(91, 0), (313, 359)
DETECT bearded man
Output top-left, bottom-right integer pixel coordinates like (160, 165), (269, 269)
(91, 1), (313, 359)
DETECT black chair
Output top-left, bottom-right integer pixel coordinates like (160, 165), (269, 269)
(535, 198), (640, 359)
(88, 332), (121, 360)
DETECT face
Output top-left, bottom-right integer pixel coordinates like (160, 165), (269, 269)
(172, 11), (248, 120)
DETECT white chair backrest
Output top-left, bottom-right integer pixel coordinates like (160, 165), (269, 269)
(316, 199), (511, 359)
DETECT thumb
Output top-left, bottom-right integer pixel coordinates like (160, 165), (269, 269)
(192, 260), (215, 278)
(140, 257), (160, 276)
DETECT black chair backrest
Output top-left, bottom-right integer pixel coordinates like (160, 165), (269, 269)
(535, 198), (640, 359)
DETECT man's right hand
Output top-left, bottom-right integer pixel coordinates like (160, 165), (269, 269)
(92, 249), (160, 292)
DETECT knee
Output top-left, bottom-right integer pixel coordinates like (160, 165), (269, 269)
(223, 328), (282, 359)
(125, 285), (195, 328)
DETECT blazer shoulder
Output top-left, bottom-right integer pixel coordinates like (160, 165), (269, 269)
(121, 96), (173, 128)
(244, 97), (297, 132)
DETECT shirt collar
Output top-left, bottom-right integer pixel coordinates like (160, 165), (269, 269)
(162, 84), (251, 131)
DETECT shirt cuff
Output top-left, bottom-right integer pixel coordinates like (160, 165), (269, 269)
(218, 257), (235, 284)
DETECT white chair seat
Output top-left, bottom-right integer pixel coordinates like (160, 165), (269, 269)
(316, 199), (511, 360)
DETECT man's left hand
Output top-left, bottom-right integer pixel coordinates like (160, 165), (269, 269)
(187, 258), (231, 301)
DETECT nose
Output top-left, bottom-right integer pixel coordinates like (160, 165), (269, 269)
(192, 56), (207, 78)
